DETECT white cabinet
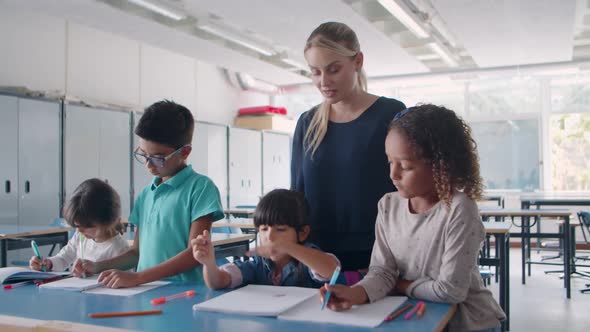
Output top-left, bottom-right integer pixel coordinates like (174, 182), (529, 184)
(190, 122), (228, 209)
(131, 111), (153, 208)
(262, 132), (291, 194)
(229, 128), (261, 208)
(64, 103), (131, 217)
(0, 94), (61, 226)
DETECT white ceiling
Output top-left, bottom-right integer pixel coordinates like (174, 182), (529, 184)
(0, 0), (583, 86)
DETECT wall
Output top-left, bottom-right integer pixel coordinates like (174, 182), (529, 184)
(0, 7), (270, 125)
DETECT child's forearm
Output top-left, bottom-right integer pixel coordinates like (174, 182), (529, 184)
(97, 247), (140, 272)
(283, 243), (339, 279)
(202, 262), (232, 290)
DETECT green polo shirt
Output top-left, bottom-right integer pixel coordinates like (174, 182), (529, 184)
(129, 165), (224, 282)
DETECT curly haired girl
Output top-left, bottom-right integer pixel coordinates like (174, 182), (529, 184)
(319, 104), (506, 332)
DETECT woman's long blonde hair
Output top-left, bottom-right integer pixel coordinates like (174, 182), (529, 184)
(303, 22), (367, 156)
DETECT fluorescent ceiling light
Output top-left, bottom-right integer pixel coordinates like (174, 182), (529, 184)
(200, 25), (274, 56)
(127, 0), (186, 21)
(281, 58), (309, 71)
(377, 0), (429, 39)
(429, 43), (458, 67)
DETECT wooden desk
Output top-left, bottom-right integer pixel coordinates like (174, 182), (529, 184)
(480, 209), (573, 299)
(482, 222), (511, 331)
(0, 283), (457, 332)
(0, 225), (70, 267)
(224, 209), (255, 218)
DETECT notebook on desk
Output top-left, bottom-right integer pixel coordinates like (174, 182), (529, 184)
(0, 267), (70, 285)
(39, 276), (170, 296)
(192, 284), (407, 328)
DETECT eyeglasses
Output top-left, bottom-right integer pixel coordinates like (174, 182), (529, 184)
(133, 145), (190, 168)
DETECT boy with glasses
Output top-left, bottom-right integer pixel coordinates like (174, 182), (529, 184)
(76, 100), (224, 288)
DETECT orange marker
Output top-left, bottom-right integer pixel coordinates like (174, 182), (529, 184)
(151, 290), (195, 305)
(417, 302), (427, 317)
(405, 301), (424, 320)
(88, 309), (162, 318)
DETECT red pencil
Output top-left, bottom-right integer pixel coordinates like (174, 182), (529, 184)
(88, 309), (163, 318)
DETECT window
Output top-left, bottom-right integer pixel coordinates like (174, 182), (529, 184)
(471, 118), (541, 190)
(550, 113), (590, 190)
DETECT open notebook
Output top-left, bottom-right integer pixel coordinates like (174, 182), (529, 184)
(39, 276), (170, 296)
(193, 285), (407, 328)
(0, 267), (70, 284)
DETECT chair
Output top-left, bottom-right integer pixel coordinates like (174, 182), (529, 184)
(577, 211), (590, 293)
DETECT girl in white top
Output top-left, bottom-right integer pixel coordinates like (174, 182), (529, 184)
(29, 178), (128, 273)
(320, 104), (505, 332)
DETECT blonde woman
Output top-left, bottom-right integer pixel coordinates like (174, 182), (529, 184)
(291, 22), (406, 282)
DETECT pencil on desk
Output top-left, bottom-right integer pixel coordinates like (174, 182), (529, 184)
(385, 303), (413, 321)
(88, 309), (163, 318)
(417, 302), (427, 317)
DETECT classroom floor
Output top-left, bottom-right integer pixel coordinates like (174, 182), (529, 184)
(486, 248), (590, 332)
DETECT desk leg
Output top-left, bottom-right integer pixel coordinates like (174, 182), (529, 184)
(564, 215), (571, 299)
(505, 232), (510, 331)
(498, 233), (507, 332)
(521, 216), (527, 285)
(1, 239), (6, 267)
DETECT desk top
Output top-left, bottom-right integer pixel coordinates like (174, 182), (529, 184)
(483, 222), (512, 234)
(211, 233), (255, 246)
(0, 283), (456, 332)
(520, 195), (590, 205)
(213, 219), (256, 229)
(0, 225), (70, 239)
(479, 208), (572, 217)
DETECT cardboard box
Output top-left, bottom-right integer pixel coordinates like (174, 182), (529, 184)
(233, 114), (295, 134)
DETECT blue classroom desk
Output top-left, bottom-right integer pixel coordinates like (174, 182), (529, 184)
(0, 283), (456, 332)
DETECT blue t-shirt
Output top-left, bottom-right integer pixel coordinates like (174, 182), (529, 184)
(291, 97), (405, 269)
(233, 243), (345, 288)
(129, 165), (224, 282)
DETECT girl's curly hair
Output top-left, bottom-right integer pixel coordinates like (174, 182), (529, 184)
(388, 104), (484, 207)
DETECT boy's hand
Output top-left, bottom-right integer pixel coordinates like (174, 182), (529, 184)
(29, 256), (53, 271)
(72, 259), (97, 278)
(98, 270), (141, 288)
(191, 230), (215, 266)
(245, 241), (288, 259)
(319, 284), (367, 311)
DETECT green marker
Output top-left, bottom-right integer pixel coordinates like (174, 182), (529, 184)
(31, 240), (46, 272)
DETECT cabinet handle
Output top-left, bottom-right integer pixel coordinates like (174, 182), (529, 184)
(25, 180), (30, 194)
(273, 155), (276, 163)
(248, 179), (251, 188)
(5, 180), (10, 193)
(241, 180), (244, 188)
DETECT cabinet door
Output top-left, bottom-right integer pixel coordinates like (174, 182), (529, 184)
(206, 124), (228, 209)
(18, 98), (61, 226)
(245, 130), (262, 202)
(0, 95), (18, 225)
(64, 104), (100, 202)
(229, 128), (261, 208)
(99, 109), (131, 217)
(131, 112), (153, 207)
(192, 122), (229, 209)
(262, 132), (291, 194)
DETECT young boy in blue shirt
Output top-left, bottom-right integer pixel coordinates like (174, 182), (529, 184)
(75, 100), (224, 287)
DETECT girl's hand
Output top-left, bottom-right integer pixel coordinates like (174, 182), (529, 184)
(319, 284), (367, 311)
(29, 256), (53, 271)
(191, 230), (215, 266)
(72, 259), (97, 278)
(394, 278), (412, 294)
(98, 270), (140, 288)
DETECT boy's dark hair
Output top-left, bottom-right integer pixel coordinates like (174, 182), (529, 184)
(388, 104), (484, 207)
(253, 189), (309, 232)
(135, 100), (194, 149)
(63, 178), (123, 236)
